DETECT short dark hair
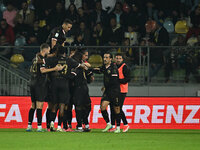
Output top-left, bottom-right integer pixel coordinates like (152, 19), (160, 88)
(115, 53), (124, 59)
(63, 19), (73, 25)
(104, 52), (113, 59)
(40, 43), (49, 51)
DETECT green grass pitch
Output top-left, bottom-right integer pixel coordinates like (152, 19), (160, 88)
(0, 129), (200, 150)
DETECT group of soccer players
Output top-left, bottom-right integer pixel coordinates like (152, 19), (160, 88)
(26, 19), (130, 133)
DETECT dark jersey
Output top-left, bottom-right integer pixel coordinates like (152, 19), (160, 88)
(46, 26), (71, 50)
(45, 55), (80, 79)
(30, 54), (46, 80)
(73, 68), (93, 86)
(99, 63), (120, 94)
(30, 54), (48, 102)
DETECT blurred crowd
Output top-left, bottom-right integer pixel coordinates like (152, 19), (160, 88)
(0, 0), (200, 83)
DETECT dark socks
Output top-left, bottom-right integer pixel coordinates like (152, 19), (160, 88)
(75, 109), (83, 128)
(58, 115), (63, 126)
(28, 108), (35, 125)
(37, 109), (42, 126)
(115, 113), (121, 126)
(67, 110), (72, 126)
(46, 108), (51, 128)
(121, 109), (128, 125)
(101, 110), (109, 123)
(63, 110), (68, 129)
(110, 109), (115, 126)
(50, 112), (56, 122)
(83, 105), (91, 125)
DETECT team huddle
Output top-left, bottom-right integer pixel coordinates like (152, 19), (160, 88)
(26, 19), (130, 133)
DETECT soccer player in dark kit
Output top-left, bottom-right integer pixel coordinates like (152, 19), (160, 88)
(109, 53), (130, 132)
(93, 52), (121, 133)
(46, 19), (73, 49)
(26, 43), (63, 132)
(45, 46), (88, 132)
(71, 50), (93, 132)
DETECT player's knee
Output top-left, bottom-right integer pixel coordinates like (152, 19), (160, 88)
(114, 106), (120, 114)
(100, 105), (106, 111)
(31, 103), (36, 109)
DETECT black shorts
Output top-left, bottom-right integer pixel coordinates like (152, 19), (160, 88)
(45, 82), (53, 103)
(51, 78), (70, 104)
(73, 84), (91, 106)
(101, 92), (120, 106)
(30, 78), (48, 102)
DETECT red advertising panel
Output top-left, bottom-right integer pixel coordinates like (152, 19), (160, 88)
(0, 96), (200, 129)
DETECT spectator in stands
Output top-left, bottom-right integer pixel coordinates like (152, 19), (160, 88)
(110, 2), (125, 26)
(23, 34), (39, 61)
(77, 7), (90, 26)
(72, 32), (85, 47)
(124, 25), (138, 46)
(29, 20), (40, 42)
(3, 2), (17, 27)
(66, 3), (78, 25)
(186, 5), (200, 41)
(47, 1), (66, 29)
(117, 38), (136, 68)
(164, 35), (186, 82)
(0, 19), (15, 45)
(128, 3), (147, 34)
(82, 1), (93, 16)
(145, 0), (155, 19)
(20, 34), (39, 72)
(65, 0), (82, 11)
(153, 9), (166, 25)
(150, 21), (169, 79)
(15, 1), (35, 26)
(14, 15), (32, 39)
(105, 17), (123, 46)
(37, 25), (51, 44)
(90, 1), (109, 27)
(184, 35), (200, 83)
(91, 22), (106, 46)
(79, 21), (90, 45)
(0, 35), (12, 59)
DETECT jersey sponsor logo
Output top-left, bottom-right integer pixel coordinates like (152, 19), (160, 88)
(0, 97), (200, 129)
(55, 33), (59, 37)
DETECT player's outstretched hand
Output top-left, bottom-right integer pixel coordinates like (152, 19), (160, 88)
(84, 62), (91, 68)
(55, 64), (64, 71)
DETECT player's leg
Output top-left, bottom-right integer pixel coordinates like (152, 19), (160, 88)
(75, 105), (84, 131)
(109, 103), (116, 132)
(46, 84), (53, 131)
(63, 104), (73, 131)
(113, 96), (121, 133)
(57, 103), (65, 132)
(120, 93), (129, 132)
(36, 101), (44, 132)
(26, 84), (36, 131)
(50, 103), (57, 131)
(46, 102), (53, 131)
(101, 100), (112, 132)
(113, 104), (121, 133)
(82, 103), (91, 132)
(26, 102), (36, 131)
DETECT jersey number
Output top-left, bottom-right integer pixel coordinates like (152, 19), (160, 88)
(30, 61), (37, 73)
(61, 64), (68, 75)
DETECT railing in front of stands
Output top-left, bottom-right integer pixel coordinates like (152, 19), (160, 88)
(0, 45), (200, 95)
